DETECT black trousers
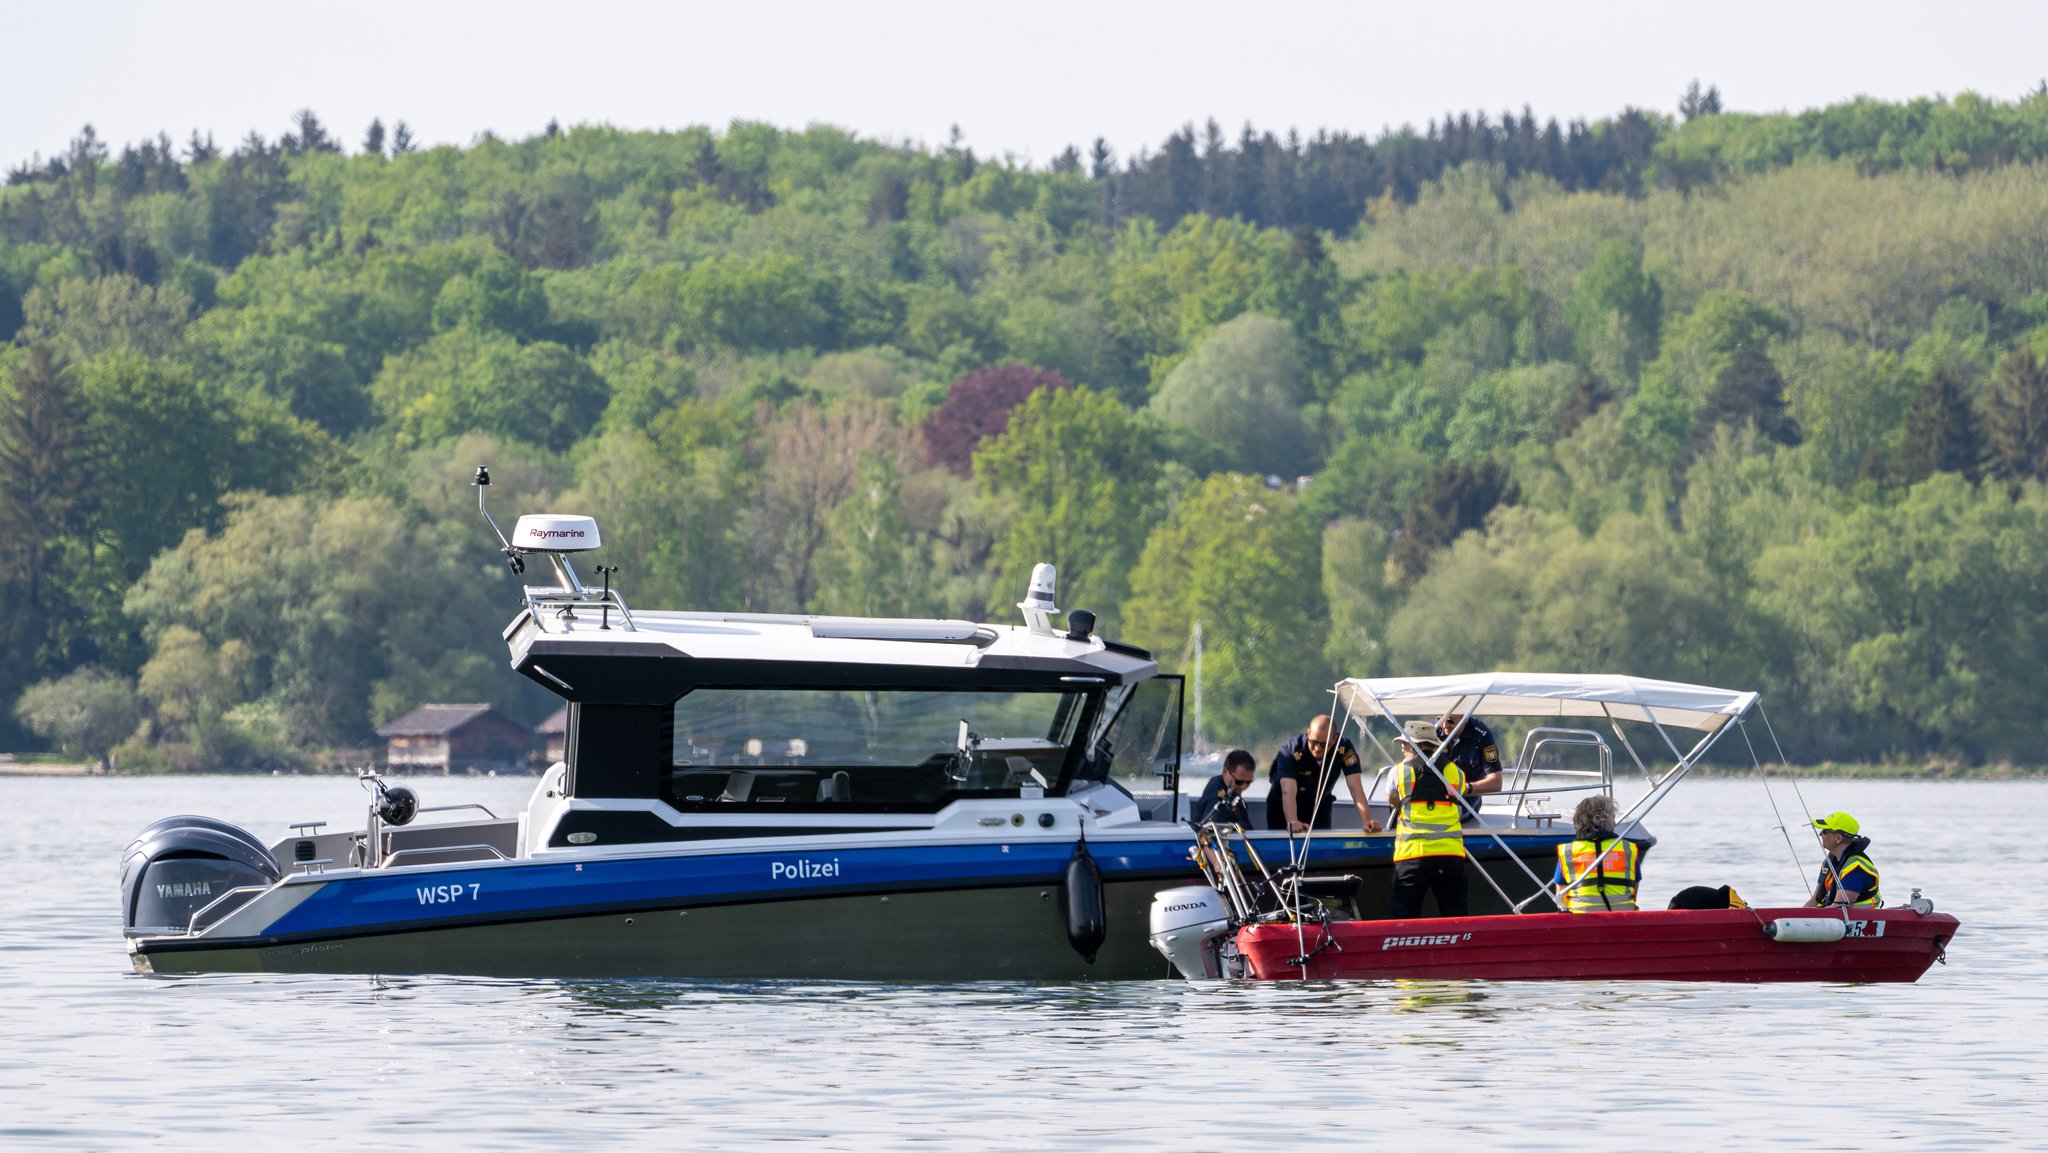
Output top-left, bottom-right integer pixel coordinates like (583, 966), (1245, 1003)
(1389, 856), (1470, 919)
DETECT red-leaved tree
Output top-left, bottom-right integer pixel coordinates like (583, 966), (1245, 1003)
(922, 364), (1072, 476)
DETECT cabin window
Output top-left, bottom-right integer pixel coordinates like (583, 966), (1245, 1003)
(660, 688), (1092, 811)
(1100, 674), (1183, 795)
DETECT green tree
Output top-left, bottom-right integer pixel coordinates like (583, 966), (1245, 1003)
(124, 492), (536, 749)
(44, 353), (316, 674)
(1148, 313), (1311, 476)
(1387, 459), (1517, 584)
(1895, 363), (1984, 483)
(1753, 473), (2048, 761)
(591, 340), (697, 435)
(1564, 237), (1660, 388)
(14, 666), (140, 761)
(741, 399), (903, 611)
(1126, 473), (1330, 743)
(1321, 517), (1396, 680)
(1444, 362), (1589, 460)
(182, 295), (365, 433)
(0, 346), (86, 637)
(1340, 266), (1544, 376)
(625, 255), (836, 352)
(1108, 215), (1282, 386)
(815, 451), (928, 617)
(973, 386), (1158, 633)
(1985, 346), (2048, 484)
(1514, 513), (1730, 684)
(73, 353), (312, 566)
(564, 419), (749, 614)
(1625, 292), (1797, 470)
(17, 274), (195, 362)
(370, 328), (607, 451)
(1381, 509), (1545, 675)
(429, 255), (552, 341)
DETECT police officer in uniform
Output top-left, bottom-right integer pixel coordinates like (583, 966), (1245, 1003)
(1551, 794), (1646, 912)
(1190, 749), (1257, 826)
(1385, 721), (1469, 918)
(1809, 811), (1881, 908)
(1437, 712), (1502, 820)
(1265, 714), (1380, 834)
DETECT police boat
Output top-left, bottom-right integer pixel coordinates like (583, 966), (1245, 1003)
(121, 470), (1576, 979)
(1146, 674), (1961, 983)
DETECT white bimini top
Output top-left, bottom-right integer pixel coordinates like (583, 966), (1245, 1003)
(1335, 672), (1759, 734)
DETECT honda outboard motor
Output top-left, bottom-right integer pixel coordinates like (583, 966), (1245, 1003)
(121, 815), (282, 937)
(1148, 885), (1238, 979)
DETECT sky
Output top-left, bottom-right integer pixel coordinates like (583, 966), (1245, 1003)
(7, 1), (2048, 171)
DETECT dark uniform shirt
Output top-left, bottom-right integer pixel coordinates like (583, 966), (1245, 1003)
(1440, 718), (1501, 781)
(1265, 733), (1363, 829)
(1439, 718), (1500, 818)
(1190, 773), (1250, 826)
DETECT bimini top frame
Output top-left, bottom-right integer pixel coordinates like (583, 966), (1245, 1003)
(1333, 672), (1757, 735)
(1298, 671), (1763, 916)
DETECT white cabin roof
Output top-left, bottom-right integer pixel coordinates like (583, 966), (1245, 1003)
(1335, 672), (1758, 733)
(516, 604), (1142, 672)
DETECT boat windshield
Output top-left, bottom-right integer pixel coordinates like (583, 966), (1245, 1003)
(660, 687), (1092, 810)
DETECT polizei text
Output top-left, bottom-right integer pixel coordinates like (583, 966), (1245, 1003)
(771, 858), (841, 881)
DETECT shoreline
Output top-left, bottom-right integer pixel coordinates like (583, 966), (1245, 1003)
(1683, 764), (2048, 780)
(0, 760), (100, 777)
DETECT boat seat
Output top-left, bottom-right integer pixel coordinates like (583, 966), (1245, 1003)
(816, 771), (852, 803)
(719, 771), (756, 803)
(1265, 873), (1364, 919)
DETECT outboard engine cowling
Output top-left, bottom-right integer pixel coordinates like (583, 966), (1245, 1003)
(1149, 885), (1237, 979)
(121, 816), (282, 937)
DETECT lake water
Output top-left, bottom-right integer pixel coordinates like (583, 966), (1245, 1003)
(3, 774), (2042, 1150)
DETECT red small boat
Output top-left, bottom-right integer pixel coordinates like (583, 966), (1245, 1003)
(1147, 674), (1964, 986)
(1235, 906), (1960, 983)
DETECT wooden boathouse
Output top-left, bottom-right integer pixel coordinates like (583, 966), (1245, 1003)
(376, 704), (530, 775)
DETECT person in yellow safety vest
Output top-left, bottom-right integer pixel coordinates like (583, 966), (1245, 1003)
(1809, 811), (1881, 908)
(1385, 720), (1469, 919)
(1551, 794), (1646, 913)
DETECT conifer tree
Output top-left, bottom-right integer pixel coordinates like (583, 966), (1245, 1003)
(1986, 347), (2048, 483)
(1897, 364), (1984, 483)
(1388, 460), (1517, 584)
(0, 346), (88, 663)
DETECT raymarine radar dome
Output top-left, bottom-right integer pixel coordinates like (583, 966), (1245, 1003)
(511, 514), (602, 553)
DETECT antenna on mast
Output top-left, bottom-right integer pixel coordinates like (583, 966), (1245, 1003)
(473, 465), (524, 575)
(473, 464), (633, 630)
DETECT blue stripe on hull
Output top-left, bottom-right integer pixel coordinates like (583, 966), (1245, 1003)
(262, 831), (1568, 938)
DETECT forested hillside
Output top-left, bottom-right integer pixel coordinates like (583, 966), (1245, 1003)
(4, 90), (2048, 770)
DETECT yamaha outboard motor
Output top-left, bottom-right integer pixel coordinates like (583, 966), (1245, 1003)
(121, 815), (282, 937)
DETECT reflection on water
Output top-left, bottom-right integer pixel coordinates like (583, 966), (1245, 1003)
(2, 774), (2044, 1150)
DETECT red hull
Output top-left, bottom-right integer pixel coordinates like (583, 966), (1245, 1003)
(1237, 907), (1960, 983)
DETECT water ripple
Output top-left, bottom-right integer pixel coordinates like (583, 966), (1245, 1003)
(3, 776), (2043, 1150)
